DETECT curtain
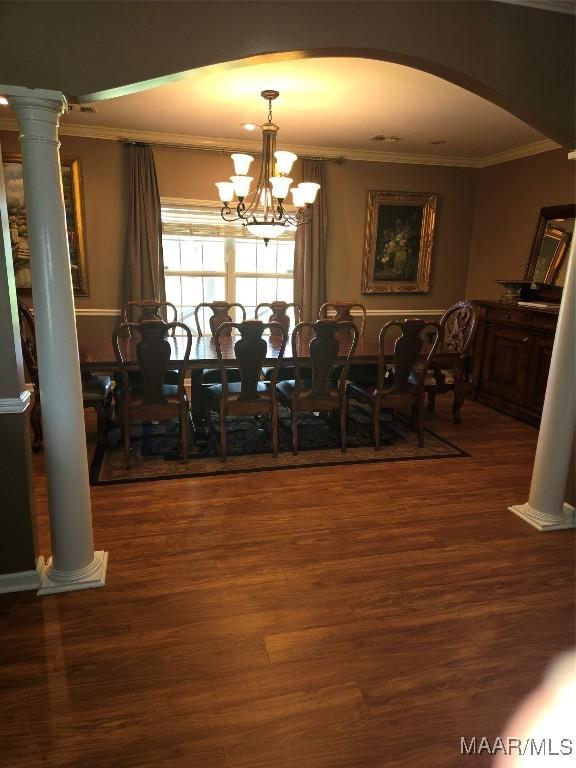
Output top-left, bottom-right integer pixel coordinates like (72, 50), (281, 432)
(123, 143), (165, 312)
(294, 159), (327, 321)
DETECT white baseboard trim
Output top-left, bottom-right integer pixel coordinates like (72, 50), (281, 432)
(75, 309), (122, 317)
(0, 389), (32, 414)
(0, 556), (45, 594)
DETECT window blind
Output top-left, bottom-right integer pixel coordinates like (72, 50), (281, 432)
(161, 201), (295, 240)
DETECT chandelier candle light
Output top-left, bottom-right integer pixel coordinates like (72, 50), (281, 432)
(215, 90), (320, 245)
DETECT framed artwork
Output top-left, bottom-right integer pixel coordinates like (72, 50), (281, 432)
(361, 191), (438, 294)
(3, 154), (89, 295)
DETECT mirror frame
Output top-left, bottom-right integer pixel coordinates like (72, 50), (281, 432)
(523, 204), (575, 285)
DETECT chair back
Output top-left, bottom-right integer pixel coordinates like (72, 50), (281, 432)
(255, 301), (302, 335)
(292, 319), (359, 397)
(319, 301), (367, 335)
(113, 320), (191, 405)
(17, 300), (39, 388)
(122, 300), (178, 335)
(214, 320), (286, 399)
(435, 301), (478, 356)
(195, 301), (246, 337)
(378, 319), (426, 394)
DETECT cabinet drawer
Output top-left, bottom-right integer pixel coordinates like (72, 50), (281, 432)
(485, 306), (558, 334)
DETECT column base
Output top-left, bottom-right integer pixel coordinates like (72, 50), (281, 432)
(509, 502), (576, 532)
(0, 557), (45, 594)
(37, 550), (108, 595)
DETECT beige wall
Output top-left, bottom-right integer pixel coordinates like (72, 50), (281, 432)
(323, 160), (477, 312)
(1, 130), (128, 311)
(3, 127), (573, 342)
(466, 148), (576, 301)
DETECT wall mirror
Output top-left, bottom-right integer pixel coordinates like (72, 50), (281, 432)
(524, 204), (575, 287)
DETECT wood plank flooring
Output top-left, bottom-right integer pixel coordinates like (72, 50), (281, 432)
(1, 401), (574, 768)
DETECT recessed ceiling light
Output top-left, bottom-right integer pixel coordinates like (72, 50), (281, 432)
(369, 135), (402, 143)
(0, 96), (8, 106)
(241, 122), (257, 131)
(429, 139), (447, 145)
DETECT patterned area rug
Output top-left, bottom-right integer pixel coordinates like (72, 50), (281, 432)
(90, 406), (468, 485)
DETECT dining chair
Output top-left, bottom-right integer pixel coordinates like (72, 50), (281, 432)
(319, 300), (367, 336)
(418, 300), (479, 423)
(276, 319), (359, 454)
(122, 299), (178, 335)
(17, 300), (113, 451)
(202, 320), (287, 461)
(255, 301), (302, 334)
(194, 301), (246, 337)
(347, 319), (432, 448)
(113, 320), (192, 468)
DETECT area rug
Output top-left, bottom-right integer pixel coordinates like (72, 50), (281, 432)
(90, 406), (468, 485)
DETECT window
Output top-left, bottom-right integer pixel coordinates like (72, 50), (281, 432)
(161, 202), (296, 334)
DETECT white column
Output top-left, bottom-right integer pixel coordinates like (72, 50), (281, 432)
(509, 232), (576, 531)
(5, 87), (107, 592)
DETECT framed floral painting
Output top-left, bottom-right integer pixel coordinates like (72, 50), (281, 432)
(2, 154), (89, 295)
(361, 191), (438, 294)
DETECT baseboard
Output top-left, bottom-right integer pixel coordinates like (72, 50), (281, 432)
(0, 556), (45, 594)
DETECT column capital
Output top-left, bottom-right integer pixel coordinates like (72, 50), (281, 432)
(3, 87), (67, 147)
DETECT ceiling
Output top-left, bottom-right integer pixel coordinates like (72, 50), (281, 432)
(1, 57), (553, 164)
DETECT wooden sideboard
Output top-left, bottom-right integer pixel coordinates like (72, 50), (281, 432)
(471, 301), (559, 426)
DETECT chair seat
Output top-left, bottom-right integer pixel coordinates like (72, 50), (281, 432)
(201, 367), (242, 384)
(118, 384), (186, 409)
(410, 369), (455, 387)
(276, 379), (340, 403)
(114, 369), (180, 393)
(203, 381), (273, 408)
(81, 375), (112, 405)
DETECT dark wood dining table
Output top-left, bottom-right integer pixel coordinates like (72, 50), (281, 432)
(79, 329), (392, 373)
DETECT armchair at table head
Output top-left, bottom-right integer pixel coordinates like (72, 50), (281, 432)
(422, 300), (479, 423)
(194, 301), (246, 337)
(112, 320), (192, 467)
(347, 318), (431, 449)
(319, 300), (367, 336)
(17, 299), (112, 451)
(276, 319), (359, 454)
(202, 320), (287, 461)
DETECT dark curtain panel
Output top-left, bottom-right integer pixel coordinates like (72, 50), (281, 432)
(294, 159), (327, 321)
(123, 144), (165, 312)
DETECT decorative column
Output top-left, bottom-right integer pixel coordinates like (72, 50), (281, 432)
(509, 231), (576, 531)
(4, 86), (107, 592)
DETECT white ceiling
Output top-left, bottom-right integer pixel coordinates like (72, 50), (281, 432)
(2, 57), (551, 163)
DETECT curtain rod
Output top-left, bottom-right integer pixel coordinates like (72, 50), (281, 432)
(120, 138), (344, 163)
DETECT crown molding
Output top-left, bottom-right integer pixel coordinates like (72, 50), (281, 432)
(0, 118), (560, 168)
(476, 139), (560, 167)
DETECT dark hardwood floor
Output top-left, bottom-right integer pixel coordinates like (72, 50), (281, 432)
(1, 400), (574, 768)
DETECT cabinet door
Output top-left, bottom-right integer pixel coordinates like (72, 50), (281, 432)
(524, 334), (554, 412)
(480, 324), (532, 405)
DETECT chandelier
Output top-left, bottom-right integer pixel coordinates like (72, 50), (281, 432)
(215, 90), (320, 244)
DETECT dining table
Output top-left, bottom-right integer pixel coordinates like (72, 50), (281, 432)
(79, 319), (440, 373)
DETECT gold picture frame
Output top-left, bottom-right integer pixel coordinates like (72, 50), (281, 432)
(361, 191), (437, 294)
(3, 154), (89, 295)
